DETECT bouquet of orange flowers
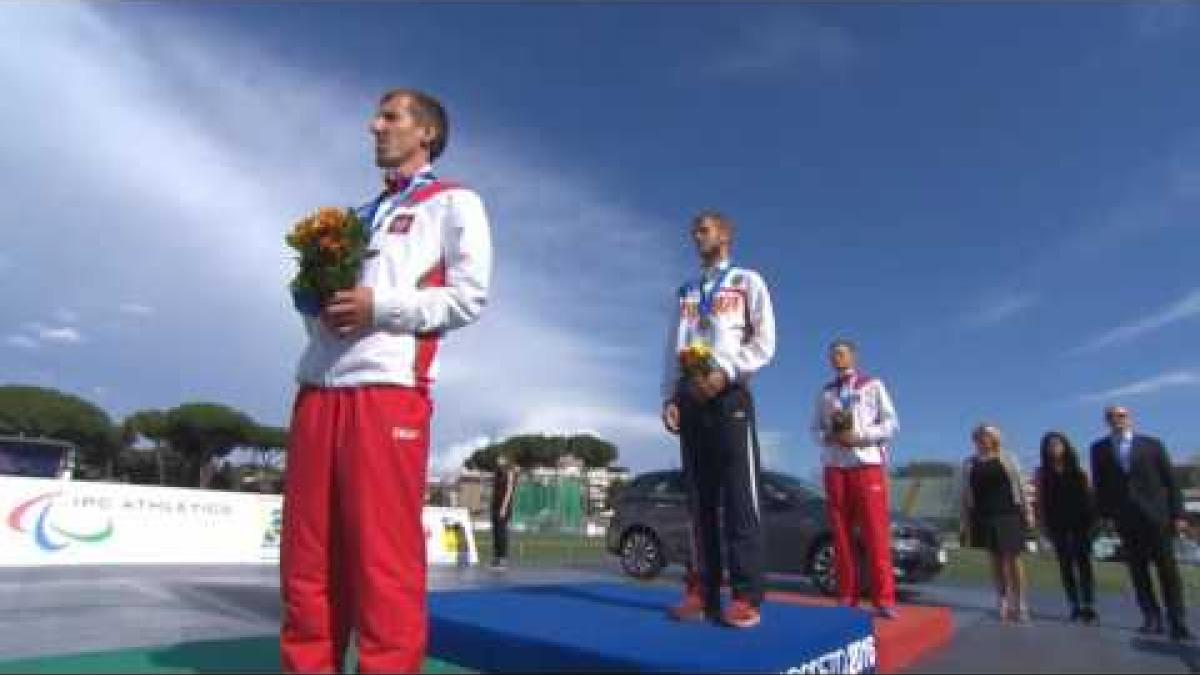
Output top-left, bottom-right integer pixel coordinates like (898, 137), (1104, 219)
(679, 341), (716, 378)
(286, 207), (376, 316)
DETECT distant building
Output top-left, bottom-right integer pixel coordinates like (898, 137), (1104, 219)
(0, 435), (76, 480)
(890, 475), (958, 532)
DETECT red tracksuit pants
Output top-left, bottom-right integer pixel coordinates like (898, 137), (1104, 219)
(280, 386), (431, 673)
(824, 465), (896, 609)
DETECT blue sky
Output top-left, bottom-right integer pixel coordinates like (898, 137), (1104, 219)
(2, 2), (1199, 477)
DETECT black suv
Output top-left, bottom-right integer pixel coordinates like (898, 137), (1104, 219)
(606, 469), (945, 595)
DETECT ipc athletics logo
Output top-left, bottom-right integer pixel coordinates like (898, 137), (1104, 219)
(6, 492), (115, 552)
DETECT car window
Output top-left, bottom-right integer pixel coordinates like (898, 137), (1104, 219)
(763, 472), (824, 500)
(760, 476), (790, 502)
(626, 474), (656, 494)
(648, 473), (686, 499)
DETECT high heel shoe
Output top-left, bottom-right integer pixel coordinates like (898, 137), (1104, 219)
(997, 595), (1012, 623)
(1014, 603), (1032, 624)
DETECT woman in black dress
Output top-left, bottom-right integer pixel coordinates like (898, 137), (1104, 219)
(1035, 431), (1097, 623)
(960, 423), (1033, 623)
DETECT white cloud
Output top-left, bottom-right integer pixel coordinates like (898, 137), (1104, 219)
(0, 3), (684, 471)
(37, 325), (84, 345)
(17, 322), (84, 345)
(710, 13), (858, 78)
(1076, 369), (1200, 405)
(1071, 288), (1200, 355)
(431, 435), (494, 478)
(118, 302), (154, 316)
(5, 335), (38, 350)
(962, 291), (1038, 328)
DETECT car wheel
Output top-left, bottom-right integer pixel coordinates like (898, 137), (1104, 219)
(620, 528), (666, 579)
(809, 538), (838, 596)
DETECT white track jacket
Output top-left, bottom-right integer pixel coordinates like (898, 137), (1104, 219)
(295, 169), (492, 389)
(661, 260), (776, 402)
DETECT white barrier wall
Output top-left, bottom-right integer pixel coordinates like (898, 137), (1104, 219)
(0, 476), (477, 567)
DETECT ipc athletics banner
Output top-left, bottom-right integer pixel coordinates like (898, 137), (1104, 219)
(0, 476), (477, 567)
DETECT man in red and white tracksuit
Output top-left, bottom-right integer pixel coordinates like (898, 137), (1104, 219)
(280, 89), (492, 673)
(810, 339), (899, 619)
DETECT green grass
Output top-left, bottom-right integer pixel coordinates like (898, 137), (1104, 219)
(472, 530), (608, 567)
(938, 546), (1200, 602)
(475, 530), (1200, 603)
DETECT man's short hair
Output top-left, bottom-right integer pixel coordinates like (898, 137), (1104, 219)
(691, 210), (734, 236)
(829, 338), (858, 353)
(381, 88), (449, 161)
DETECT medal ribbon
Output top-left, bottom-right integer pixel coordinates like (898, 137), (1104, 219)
(364, 168), (438, 237)
(696, 263), (733, 326)
(837, 373), (862, 410)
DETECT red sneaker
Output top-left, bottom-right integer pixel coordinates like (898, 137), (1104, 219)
(667, 592), (708, 622)
(722, 599), (761, 629)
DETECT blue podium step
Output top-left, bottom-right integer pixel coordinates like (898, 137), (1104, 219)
(429, 582), (876, 673)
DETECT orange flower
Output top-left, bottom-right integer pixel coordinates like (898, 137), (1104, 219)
(287, 207), (353, 251)
(287, 206), (374, 311)
(679, 342), (714, 376)
(315, 207), (346, 233)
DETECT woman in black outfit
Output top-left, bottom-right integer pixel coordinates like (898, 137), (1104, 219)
(961, 424), (1033, 624)
(1035, 431), (1098, 623)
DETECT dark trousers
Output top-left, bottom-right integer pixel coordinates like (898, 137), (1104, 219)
(1050, 528), (1095, 609)
(491, 514), (510, 561)
(1117, 511), (1186, 628)
(679, 384), (765, 609)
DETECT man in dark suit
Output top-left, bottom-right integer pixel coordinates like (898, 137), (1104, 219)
(1090, 404), (1191, 640)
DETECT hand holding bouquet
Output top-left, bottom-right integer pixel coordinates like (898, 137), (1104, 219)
(830, 409), (855, 434)
(679, 341), (717, 379)
(828, 409), (859, 450)
(286, 207), (377, 316)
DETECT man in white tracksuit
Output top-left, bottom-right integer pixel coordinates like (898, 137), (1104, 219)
(811, 339), (899, 619)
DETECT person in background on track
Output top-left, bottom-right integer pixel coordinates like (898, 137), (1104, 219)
(1035, 431), (1097, 624)
(490, 453), (519, 570)
(1091, 405), (1192, 641)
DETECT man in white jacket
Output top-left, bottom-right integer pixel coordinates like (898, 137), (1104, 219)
(280, 89), (492, 673)
(662, 211), (776, 629)
(811, 339), (899, 618)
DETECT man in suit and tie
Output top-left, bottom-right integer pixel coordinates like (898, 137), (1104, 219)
(1090, 404), (1192, 640)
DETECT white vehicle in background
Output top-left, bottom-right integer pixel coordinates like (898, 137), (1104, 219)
(0, 435), (76, 480)
(1176, 537), (1200, 566)
(1092, 534), (1120, 562)
(1092, 532), (1200, 566)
